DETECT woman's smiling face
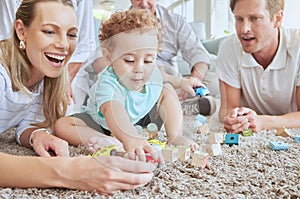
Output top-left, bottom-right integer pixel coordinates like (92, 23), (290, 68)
(17, 1), (77, 79)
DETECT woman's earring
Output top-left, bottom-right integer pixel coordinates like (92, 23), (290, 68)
(19, 40), (26, 50)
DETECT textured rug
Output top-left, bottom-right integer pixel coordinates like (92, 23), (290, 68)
(1, 112), (299, 199)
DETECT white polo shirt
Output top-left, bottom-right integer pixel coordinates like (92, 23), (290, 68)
(217, 27), (300, 115)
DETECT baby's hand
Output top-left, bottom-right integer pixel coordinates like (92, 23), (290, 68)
(122, 136), (163, 163)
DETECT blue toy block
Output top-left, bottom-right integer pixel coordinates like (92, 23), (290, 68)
(194, 86), (210, 97)
(195, 114), (207, 124)
(269, 141), (289, 150)
(225, 134), (240, 146)
(294, 135), (300, 143)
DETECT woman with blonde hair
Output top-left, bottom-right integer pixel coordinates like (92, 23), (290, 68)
(0, 0), (156, 194)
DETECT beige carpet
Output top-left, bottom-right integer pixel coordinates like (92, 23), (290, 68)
(1, 113), (299, 199)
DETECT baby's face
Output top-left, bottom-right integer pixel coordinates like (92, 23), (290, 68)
(112, 48), (157, 92)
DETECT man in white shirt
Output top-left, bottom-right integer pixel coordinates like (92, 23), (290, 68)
(217, 0), (300, 133)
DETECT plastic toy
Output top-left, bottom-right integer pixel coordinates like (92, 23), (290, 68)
(195, 114), (207, 124)
(91, 145), (160, 164)
(242, 128), (253, 136)
(225, 134), (240, 146)
(194, 86), (210, 97)
(295, 135), (300, 143)
(147, 123), (158, 140)
(269, 141), (289, 150)
(148, 139), (167, 149)
(90, 145), (119, 157)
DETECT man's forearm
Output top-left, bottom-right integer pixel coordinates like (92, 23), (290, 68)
(191, 62), (209, 81)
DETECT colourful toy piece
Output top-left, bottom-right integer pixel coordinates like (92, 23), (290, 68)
(225, 134), (240, 146)
(91, 145), (160, 164)
(147, 123), (158, 140)
(269, 141), (289, 150)
(195, 114), (207, 124)
(295, 135), (300, 143)
(242, 128), (253, 136)
(91, 145), (119, 157)
(148, 139), (167, 149)
(194, 86), (210, 97)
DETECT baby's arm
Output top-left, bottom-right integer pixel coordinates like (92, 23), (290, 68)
(100, 101), (156, 161)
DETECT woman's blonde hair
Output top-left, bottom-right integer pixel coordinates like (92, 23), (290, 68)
(99, 9), (163, 51)
(0, 0), (73, 130)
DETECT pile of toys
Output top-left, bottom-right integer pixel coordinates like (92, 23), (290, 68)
(90, 114), (300, 170)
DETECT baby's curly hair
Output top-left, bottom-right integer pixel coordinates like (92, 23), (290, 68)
(99, 9), (162, 50)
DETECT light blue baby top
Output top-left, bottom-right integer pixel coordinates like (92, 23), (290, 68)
(85, 65), (163, 130)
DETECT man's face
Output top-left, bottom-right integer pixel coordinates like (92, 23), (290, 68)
(233, 0), (282, 55)
(131, 0), (157, 15)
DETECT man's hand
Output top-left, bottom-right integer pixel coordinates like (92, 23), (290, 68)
(178, 77), (205, 100)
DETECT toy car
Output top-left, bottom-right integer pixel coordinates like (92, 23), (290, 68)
(194, 86), (210, 97)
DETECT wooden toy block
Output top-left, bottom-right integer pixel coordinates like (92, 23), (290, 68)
(225, 134), (240, 146)
(162, 146), (178, 162)
(197, 124), (209, 134)
(269, 141), (289, 150)
(242, 128), (253, 136)
(207, 133), (224, 144)
(276, 127), (292, 138)
(295, 135), (300, 143)
(205, 143), (222, 156)
(191, 151), (209, 169)
(176, 145), (191, 161)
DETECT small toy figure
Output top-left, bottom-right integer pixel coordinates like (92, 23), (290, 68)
(242, 128), (253, 136)
(194, 86), (210, 97)
(269, 141), (289, 150)
(147, 123), (158, 140)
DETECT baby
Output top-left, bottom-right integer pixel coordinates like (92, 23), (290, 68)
(55, 9), (199, 161)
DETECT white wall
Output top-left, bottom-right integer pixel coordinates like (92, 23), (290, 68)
(282, 0), (300, 28)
